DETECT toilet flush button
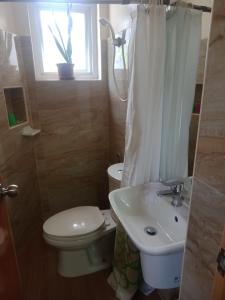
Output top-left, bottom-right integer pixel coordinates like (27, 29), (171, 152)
(104, 217), (111, 226)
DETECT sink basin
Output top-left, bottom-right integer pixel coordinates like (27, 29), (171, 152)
(109, 182), (188, 255)
(109, 182), (188, 289)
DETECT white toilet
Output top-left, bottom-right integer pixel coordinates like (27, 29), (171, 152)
(43, 163), (123, 278)
(107, 162), (123, 192)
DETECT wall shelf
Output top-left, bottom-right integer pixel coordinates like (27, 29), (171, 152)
(22, 125), (41, 137)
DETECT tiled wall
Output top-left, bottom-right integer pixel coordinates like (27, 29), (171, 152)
(180, 0), (225, 299)
(20, 37), (110, 219)
(0, 34), (41, 252)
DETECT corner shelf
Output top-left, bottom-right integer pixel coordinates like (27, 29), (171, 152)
(22, 125), (41, 137)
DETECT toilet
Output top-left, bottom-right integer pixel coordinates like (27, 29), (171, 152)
(107, 162), (123, 192)
(43, 163), (123, 278)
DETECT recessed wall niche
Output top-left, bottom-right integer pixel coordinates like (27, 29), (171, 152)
(3, 87), (28, 128)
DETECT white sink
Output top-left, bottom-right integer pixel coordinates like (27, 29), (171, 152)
(109, 182), (188, 289)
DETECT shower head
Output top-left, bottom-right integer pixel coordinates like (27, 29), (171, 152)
(99, 18), (116, 41)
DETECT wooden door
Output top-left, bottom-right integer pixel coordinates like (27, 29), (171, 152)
(211, 229), (225, 300)
(0, 196), (23, 300)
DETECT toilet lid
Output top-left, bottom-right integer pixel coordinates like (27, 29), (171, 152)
(43, 206), (105, 237)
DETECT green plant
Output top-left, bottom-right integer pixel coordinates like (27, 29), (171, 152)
(48, 3), (73, 64)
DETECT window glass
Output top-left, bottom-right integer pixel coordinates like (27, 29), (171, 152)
(29, 4), (99, 80)
(40, 8), (86, 72)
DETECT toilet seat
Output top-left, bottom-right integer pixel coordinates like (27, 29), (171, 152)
(43, 206), (105, 238)
(42, 206), (113, 249)
(44, 223), (105, 241)
(43, 224), (107, 249)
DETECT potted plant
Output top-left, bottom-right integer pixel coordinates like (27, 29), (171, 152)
(49, 3), (74, 80)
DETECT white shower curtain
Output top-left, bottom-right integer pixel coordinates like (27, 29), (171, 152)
(160, 7), (202, 181)
(122, 4), (166, 186)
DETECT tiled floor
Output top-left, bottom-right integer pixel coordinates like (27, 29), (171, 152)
(18, 232), (161, 300)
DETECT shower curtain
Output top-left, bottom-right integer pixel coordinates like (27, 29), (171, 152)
(108, 5), (201, 300)
(160, 7), (202, 181)
(122, 5), (166, 186)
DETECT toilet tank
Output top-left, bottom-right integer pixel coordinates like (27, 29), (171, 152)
(107, 163), (123, 192)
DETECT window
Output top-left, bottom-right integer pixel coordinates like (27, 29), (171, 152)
(29, 3), (99, 80)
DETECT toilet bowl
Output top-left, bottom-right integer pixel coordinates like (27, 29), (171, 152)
(43, 207), (116, 277)
(43, 163), (123, 278)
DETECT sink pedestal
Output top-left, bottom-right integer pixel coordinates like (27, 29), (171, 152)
(141, 250), (183, 289)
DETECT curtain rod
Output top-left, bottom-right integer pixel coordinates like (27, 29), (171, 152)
(0, 0), (211, 12)
(172, 2), (211, 12)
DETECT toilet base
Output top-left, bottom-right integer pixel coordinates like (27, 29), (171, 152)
(58, 248), (111, 277)
(58, 229), (116, 277)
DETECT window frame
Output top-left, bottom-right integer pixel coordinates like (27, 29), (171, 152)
(28, 3), (99, 81)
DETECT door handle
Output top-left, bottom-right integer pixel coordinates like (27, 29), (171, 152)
(0, 184), (18, 199)
(217, 248), (225, 277)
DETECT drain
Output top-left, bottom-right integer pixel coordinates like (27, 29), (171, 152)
(144, 226), (157, 236)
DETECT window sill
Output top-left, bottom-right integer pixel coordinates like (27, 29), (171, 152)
(34, 78), (102, 82)
(34, 72), (101, 82)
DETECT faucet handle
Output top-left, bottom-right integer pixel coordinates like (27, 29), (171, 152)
(161, 179), (184, 186)
(161, 179), (184, 193)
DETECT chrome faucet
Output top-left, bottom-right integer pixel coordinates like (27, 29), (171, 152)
(157, 180), (184, 207)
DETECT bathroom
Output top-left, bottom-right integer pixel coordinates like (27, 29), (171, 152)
(0, 0), (224, 300)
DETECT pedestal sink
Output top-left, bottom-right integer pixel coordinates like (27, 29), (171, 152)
(109, 182), (188, 289)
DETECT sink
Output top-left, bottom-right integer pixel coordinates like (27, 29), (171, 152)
(109, 182), (188, 289)
(109, 182), (188, 255)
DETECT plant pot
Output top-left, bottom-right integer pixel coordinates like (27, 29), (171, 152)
(57, 63), (74, 80)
